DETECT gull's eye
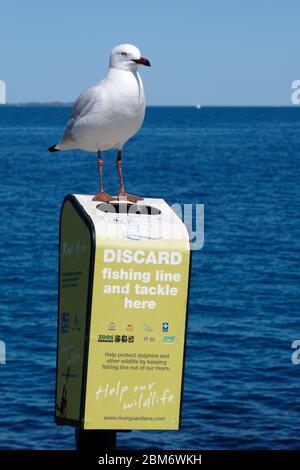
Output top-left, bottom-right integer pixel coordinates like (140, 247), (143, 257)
(121, 52), (127, 57)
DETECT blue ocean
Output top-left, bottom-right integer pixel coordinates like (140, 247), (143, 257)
(0, 106), (299, 450)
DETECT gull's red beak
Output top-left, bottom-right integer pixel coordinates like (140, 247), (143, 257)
(133, 57), (151, 67)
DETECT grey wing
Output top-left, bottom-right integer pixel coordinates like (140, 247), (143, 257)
(59, 83), (102, 145)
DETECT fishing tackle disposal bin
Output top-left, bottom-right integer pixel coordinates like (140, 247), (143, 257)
(55, 195), (191, 430)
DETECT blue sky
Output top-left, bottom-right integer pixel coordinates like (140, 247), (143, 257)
(0, 0), (298, 105)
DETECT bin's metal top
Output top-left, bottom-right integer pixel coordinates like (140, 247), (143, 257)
(73, 195), (189, 244)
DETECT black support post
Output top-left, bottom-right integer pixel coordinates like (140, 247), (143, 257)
(75, 429), (117, 451)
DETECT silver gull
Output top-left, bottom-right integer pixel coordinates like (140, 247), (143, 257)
(48, 43), (151, 202)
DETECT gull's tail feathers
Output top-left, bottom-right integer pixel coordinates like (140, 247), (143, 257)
(48, 144), (60, 153)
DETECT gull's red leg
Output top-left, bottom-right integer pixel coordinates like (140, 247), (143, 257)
(93, 150), (116, 202)
(116, 150), (143, 203)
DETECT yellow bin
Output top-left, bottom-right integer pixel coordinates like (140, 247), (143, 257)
(55, 194), (191, 430)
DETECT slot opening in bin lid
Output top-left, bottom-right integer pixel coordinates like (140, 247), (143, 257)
(96, 202), (161, 216)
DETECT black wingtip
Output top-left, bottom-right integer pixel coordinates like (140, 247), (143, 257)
(48, 145), (59, 153)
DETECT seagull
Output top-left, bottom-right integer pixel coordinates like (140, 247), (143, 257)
(48, 43), (151, 203)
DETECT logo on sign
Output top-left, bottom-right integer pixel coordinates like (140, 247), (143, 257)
(98, 335), (114, 343)
(144, 324), (153, 332)
(144, 336), (156, 343)
(61, 312), (70, 335)
(162, 322), (169, 332)
(163, 336), (176, 343)
(114, 335), (135, 343)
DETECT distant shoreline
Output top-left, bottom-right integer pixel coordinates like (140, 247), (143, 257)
(0, 102), (74, 107)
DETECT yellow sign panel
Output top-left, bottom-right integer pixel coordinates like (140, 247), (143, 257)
(56, 195), (190, 430)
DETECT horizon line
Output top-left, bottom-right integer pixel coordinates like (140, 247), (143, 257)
(0, 102), (298, 108)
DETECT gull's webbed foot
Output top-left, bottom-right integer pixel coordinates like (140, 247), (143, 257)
(93, 192), (117, 203)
